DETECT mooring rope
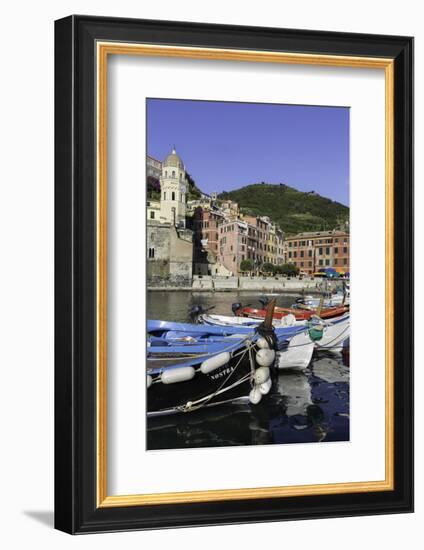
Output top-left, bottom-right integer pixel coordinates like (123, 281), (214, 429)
(178, 340), (255, 413)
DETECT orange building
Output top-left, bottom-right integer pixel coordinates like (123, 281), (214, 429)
(284, 230), (350, 275)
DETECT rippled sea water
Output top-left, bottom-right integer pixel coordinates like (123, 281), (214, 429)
(147, 291), (350, 450)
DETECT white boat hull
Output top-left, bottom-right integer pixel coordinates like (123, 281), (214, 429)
(297, 291), (350, 309)
(316, 315), (350, 353)
(201, 312), (350, 357)
(277, 332), (315, 370)
(201, 313), (305, 328)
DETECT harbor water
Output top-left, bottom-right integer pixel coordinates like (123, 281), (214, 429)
(147, 291), (350, 450)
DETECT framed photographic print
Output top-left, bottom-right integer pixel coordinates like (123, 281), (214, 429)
(54, 15), (414, 533)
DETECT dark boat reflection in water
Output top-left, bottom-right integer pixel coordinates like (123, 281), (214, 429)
(147, 351), (350, 450)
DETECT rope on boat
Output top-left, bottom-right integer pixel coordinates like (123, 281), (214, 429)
(148, 337), (258, 386)
(177, 340), (255, 413)
(147, 340), (254, 380)
(248, 343), (255, 382)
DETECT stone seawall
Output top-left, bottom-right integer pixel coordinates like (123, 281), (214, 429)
(239, 277), (318, 292)
(148, 276), (332, 292)
(147, 275), (193, 289)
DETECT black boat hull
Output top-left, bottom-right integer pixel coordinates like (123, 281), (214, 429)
(147, 356), (253, 416)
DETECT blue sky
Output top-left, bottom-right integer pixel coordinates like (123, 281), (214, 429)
(147, 98), (349, 206)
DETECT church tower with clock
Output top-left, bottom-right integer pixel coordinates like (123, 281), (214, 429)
(159, 147), (187, 228)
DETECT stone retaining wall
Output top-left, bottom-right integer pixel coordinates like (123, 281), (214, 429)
(148, 276), (342, 292)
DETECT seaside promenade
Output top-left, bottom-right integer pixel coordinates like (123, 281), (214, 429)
(148, 275), (344, 293)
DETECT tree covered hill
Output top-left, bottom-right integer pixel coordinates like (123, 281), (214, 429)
(218, 183), (349, 235)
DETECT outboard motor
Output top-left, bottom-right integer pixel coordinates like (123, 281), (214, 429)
(189, 304), (215, 323)
(258, 296), (270, 309)
(189, 305), (202, 323)
(231, 302), (243, 316)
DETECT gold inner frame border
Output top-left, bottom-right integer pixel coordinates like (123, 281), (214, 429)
(96, 42), (394, 508)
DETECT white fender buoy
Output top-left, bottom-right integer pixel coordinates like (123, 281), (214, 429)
(259, 378), (272, 395)
(256, 348), (276, 367)
(147, 374), (152, 388)
(249, 387), (262, 405)
(161, 366), (195, 384)
(256, 337), (269, 349)
(281, 313), (296, 327)
(254, 366), (270, 385)
(200, 352), (230, 374)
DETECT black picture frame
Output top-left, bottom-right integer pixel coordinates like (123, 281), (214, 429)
(55, 15), (414, 534)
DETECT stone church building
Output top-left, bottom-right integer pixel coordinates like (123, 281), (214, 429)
(146, 148), (193, 287)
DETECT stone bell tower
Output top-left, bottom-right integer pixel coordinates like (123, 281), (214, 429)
(159, 147), (187, 227)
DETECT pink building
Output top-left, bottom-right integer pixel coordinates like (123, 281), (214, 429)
(218, 220), (249, 275)
(193, 206), (226, 275)
(218, 216), (285, 274)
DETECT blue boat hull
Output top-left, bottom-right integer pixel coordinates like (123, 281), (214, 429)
(146, 321), (283, 415)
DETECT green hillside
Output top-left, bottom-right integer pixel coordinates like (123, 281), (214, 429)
(218, 183), (349, 235)
(186, 172), (202, 200)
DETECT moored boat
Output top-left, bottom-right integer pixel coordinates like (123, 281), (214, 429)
(199, 311), (350, 354)
(200, 312), (302, 328)
(237, 304), (349, 321)
(276, 331), (315, 370)
(147, 301), (282, 416)
(313, 314), (350, 353)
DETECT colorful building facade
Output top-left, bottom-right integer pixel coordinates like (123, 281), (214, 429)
(193, 206), (226, 275)
(284, 230), (350, 275)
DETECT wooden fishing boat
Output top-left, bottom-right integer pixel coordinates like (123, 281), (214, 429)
(314, 314), (350, 353)
(200, 312), (350, 355)
(200, 312), (304, 328)
(294, 293), (349, 309)
(237, 304), (349, 321)
(146, 301), (328, 416)
(147, 301), (281, 416)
